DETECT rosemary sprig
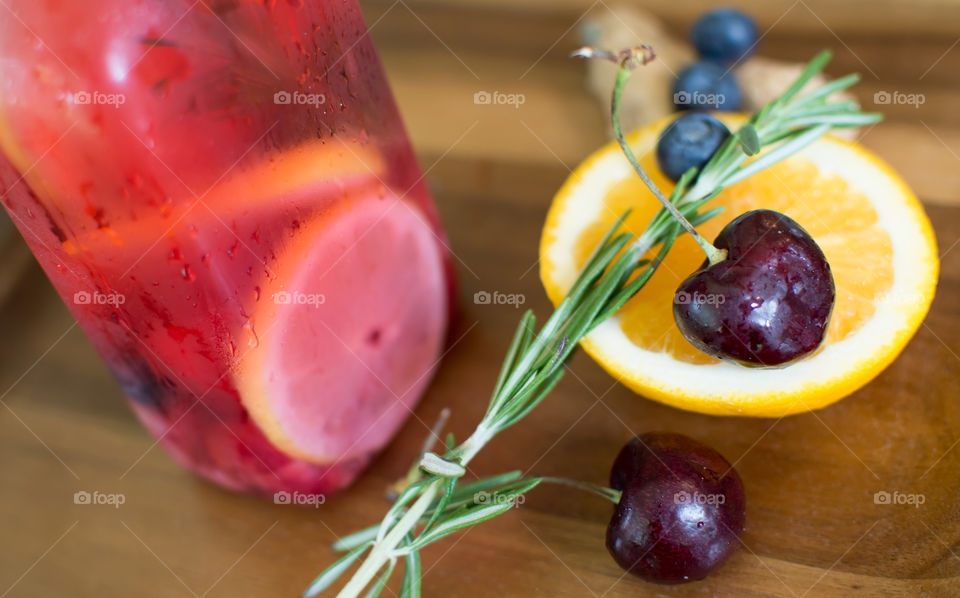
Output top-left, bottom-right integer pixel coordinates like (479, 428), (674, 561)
(304, 48), (881, 598)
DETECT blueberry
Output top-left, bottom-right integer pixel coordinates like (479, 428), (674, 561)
(656, 112), (731, 182)
(672, 61), (741, 112)
(109, 350), (174, 412)
(691, 8), (758, 64)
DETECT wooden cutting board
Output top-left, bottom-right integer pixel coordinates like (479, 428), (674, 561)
(0, 215), (33, 308)
(0, 2), (957, 596)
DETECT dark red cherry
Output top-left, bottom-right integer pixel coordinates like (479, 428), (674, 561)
(673, 209), (835, 367)
(606, 433), (745, 584)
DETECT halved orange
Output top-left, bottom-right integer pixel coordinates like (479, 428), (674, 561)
(540, 114), (938, 416)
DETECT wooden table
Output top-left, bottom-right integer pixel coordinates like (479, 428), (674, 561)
(1, 1), (959, 596)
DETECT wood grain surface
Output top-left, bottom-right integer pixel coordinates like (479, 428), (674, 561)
(1, 1), (959, 596)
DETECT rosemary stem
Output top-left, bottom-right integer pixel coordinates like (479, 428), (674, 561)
(610, 67), (726, 266)
(335, 482), (440, 598)
(336, 428), (493, 598)
(458, 425), (493, 465)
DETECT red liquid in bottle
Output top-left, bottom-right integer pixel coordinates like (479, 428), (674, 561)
(0, 0), (452, 495)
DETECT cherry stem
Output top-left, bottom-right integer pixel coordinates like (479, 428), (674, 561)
(537, 476), (622, 504)
(575, 46), (727, 266)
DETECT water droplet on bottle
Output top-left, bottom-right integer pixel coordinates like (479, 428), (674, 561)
(254, 286), (261, 301)
(181, 264), (195, 282)
(242, 321), (259, 348)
